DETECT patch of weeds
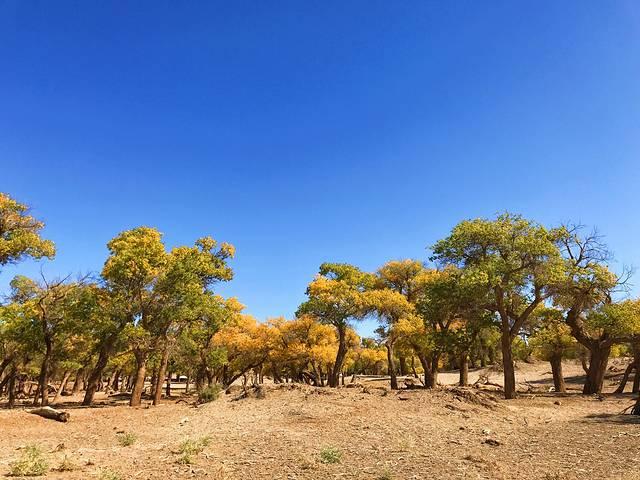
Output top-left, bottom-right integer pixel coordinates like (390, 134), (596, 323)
(56, 455), (78, 472)
(544, 474), (568, 480)
(99, 468), (123, 480)
(176, 436), (212, 465)
(397, 439), (412, 451)
(319, 446), (342, 464)
(295, 455), (313, 470)
(8, 444), (49, 477)
(116, 431), (137, 447)
(198, 384), (222, 404)
(377, 470), (393, 480)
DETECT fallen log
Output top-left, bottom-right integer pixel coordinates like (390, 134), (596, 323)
(29, 406), (70, 422)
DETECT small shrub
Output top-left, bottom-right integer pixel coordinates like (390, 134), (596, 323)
(116, 432), (137, 447)
(319, 446), (342, 464)
(100, 468), (123, 480)
(176, 436), (212, 464)
(56, 455), (78, 472)
(9, 444), (49, 477)
(198, 385), (222, 404)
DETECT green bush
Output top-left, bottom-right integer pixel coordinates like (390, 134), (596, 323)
(176, 436), (212, 465)
(198, 384), (222, 404)
(116, 432), (137, 447)
(9, 444), (49, 477)
(99, 468), (123, 480)
(319, 446), (342, 464)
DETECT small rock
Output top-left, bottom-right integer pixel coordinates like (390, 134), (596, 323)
(554, 400), (561, 406)
(482, 428), (492, 435)
(483, 438), (501, 446)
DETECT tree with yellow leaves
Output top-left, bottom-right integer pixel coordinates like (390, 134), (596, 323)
(213, 314), (276, 388)
(297, 263), (373, 387)
(0, 192), (55, 271)
(269, 315), (339, 386)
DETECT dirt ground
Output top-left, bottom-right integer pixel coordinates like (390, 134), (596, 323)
(1, 361), (639, 480)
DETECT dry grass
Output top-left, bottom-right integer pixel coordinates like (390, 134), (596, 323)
(0, 361), (639, 479)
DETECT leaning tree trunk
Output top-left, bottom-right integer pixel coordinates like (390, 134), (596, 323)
(130, 350), (148, 407)
(52, 370), (72, 404)
(583, 344), (611, 394)
(386, 342), (398, 390)
(550, 352), (566, 393)
(617, 340), (640, 394)
(35, 337), (53, 406)
(615, 363), (637, 394)
(153, 343), (171, 405)
(459, 353), (469, 387)
(71, 367), (84, 394)
(329, 325), (347, 388)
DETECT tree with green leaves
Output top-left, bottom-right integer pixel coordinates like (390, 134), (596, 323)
(529, 308), (577, 393)
(432, 213), (565, 399)
(7, 275), (86, 406)
(150, 239), (234, 404)
(297, 263), (373, 387)
(553, 226), (638, 394)
(0, 192), (55, 270)
(98, 227), (167, 406)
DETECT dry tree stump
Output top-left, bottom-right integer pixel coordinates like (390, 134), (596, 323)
(29, 406), (70, 422)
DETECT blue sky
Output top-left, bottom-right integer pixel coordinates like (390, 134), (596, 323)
(2, 1), (640, 336)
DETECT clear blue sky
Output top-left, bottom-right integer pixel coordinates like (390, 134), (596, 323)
(2, 1), (640, 336)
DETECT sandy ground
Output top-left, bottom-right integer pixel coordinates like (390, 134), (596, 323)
(1, 361), (639, 480)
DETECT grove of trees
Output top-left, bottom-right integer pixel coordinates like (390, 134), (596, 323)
(1, 192), (639, 413)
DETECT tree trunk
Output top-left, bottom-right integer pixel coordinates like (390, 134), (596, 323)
(149, 367), (158, 397)
(7, 367), (17, 409)
(417, 353), (437, 388)
(386, 342), (398, 390)
(615, 363), (635, 394)
(165, 371), (172, 397)
(398, 355), (407, 376)
(329, 324), (348, 388)
(83, 350), (111, 404)
(130, 350), (148, 407)
(36, 337), (53, 406)
(459, 353), (469, 387)
(153, 344), (171, 405)
(583, 344), (611, 394)
(112, 369), (121, 392)
(52, 370), (72, 404)
(0, 356), (13, 382)
(71, 367), (84, 394)
(550, 353), (566, 393)
(501, 330), (516, 399)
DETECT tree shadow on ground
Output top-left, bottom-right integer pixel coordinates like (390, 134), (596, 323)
(583, 412), (640, 425)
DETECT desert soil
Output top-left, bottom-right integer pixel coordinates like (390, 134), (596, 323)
(1, 361), (639, 480)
